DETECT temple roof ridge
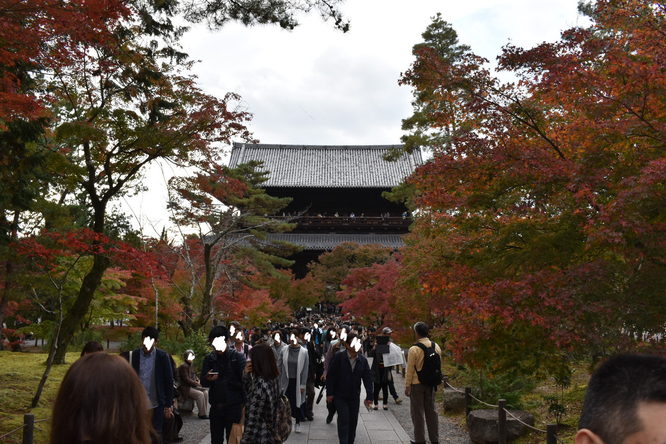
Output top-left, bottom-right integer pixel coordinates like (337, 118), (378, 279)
(233, 143), (404, 150)
(229, 142), (422, 189)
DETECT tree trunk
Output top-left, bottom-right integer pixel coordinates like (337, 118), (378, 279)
(0, 210), (20, 351)
(31, 327), (59, 407)
(0, 298), (7, 351)
(178, 319), (193, 338)
(192, 243), (214, 333)
(53, 252), (110, 364)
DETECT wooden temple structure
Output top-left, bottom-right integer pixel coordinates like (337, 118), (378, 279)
(228, 143), (422, 277)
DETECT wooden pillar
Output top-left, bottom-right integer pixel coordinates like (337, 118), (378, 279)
(498, 399), (507, 444)
(465, 387), (472, 417)
(547, 424), (557, 444)
(23, 413), (34, 444)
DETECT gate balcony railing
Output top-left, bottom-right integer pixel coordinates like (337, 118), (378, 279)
(271, 215), (411, 229)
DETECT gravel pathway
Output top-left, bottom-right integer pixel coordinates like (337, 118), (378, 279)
(178, 405), (210, 444)
(378, 366), (471, 444)
(174, 358), (472, 444)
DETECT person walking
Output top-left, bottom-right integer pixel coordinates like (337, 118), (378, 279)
(233, 329), (252, 360)
(382, 327), (403, 405)
(177, 349), (209, 419)
(279, 330), (309, 433)
(270, 330), (287, 369)
(126, 326), (175, 444)
(322, 330), (343, 424)
(304, 328), (320, 420)
(326, 333), (373, 444)
(241, 343), (281, 444)
(201, 325), (246, 444)
(50, 353), (153, 444)
(370, 340), (390, 410)
(405, 322), (442, 444)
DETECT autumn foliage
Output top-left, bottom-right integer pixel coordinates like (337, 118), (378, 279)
(338, 257), (401, 325)
(0, 0), (130, 123)
(397, 0), (665, 376)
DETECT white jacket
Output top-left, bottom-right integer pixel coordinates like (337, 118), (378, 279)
(279, 345), (309, 407)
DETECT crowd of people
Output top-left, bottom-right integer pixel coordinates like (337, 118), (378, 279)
(49, 315), (429, 444)
(47, 316), (666, 444)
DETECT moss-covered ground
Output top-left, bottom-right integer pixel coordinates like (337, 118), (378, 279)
(440, 358), (590, 443)
(1, 349), (589, 444)
(0, 351), (79, 444)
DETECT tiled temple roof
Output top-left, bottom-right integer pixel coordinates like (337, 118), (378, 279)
(266, 233), (405, 250)
(228, 143), (422, 188)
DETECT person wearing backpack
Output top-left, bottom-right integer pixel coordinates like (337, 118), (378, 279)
(405, 322), (442, 444)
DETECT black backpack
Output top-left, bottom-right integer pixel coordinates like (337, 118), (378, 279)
(414, 342), (443, 387)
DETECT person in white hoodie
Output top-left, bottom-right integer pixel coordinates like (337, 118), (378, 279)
(280, 329), (309, 433)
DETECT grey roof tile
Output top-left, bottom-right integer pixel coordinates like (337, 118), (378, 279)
(267, 233), (405, 250)
(229, 143), (422, 188)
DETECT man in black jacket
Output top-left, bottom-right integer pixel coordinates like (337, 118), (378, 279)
(126, 326), (175, 444)
(201, 325), (246, 444)
(326, 333), (374, 444)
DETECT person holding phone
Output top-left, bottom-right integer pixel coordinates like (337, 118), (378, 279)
(201, 325), (246, 444)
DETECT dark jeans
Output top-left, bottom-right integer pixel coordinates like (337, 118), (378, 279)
(306, 380), (316, 418)
(210, 405), (234, 444)
(334, 396), (360, 444)
(287, 378), (305, 423)
(327, 398), (337, 419)
(373, 381), (388, 404)
(387, 369), (399, 399)
(151, 407), (164, 444)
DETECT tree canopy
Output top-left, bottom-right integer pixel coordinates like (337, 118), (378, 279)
(396, 0), (665, 376)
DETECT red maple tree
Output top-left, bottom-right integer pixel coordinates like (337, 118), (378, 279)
(399, 0), (665, 376)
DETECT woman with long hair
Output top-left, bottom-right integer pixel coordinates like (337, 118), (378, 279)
(279, 329), (309, 433)
(50, 352), (153, 444)
(241, 343), (281, 444)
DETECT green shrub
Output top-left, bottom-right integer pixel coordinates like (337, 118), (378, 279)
(120, 332), (142, 353)
(470, 367), (536, 409)
(161, 332), (210, 372)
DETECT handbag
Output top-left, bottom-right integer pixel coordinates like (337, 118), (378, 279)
(228, 423), (244, 444)
(229, 406), (245, 444)
(275, 394), (293, 442)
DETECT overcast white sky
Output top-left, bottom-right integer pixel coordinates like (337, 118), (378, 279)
(122, 0), (584, 235)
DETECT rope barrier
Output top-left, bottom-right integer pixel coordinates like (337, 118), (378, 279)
(0, 425), (25, 441)
(468, 392), (500, 408)
(503, 407), (547, 433)
(0, 416), (49, 442)
(444, 380), (466, 394)
(445, 379), (560, 441)
(444, 380), (500, 408)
